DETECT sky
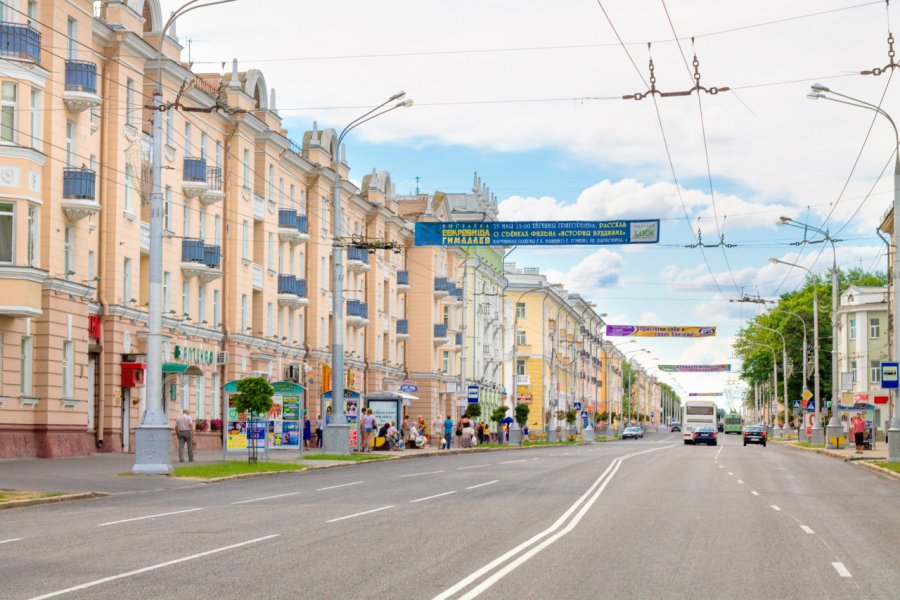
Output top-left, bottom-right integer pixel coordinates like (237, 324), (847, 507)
(171, 0), (899, 407)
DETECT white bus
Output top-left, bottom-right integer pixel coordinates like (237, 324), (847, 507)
(682, 399), (718, 445)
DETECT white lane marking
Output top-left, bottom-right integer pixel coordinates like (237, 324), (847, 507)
(832, 562), (852, 577)
(500, 459), (527, 465)
(326, 505), (395, 523)
(800, 525), (815, 534)
(466, 480), (499, 490)
(458, 464), (491, 470)
(399, 470), (445, 478)
(433, 444), (676, 600)
(97, 508), (203, 527)
(0, 538), (23, 545)
(28, 535), (278, 599)
(751, 491), (760, 496)
(531, 457), (539, 461)
(316, 481), (363, 491)
(410, 491), (457, 504)
(770, 505), (782, 511)
(737, 480), (744, 484)
(231, 492), (299, 505)
(727, 472), (734, 476)
(718, 465), (724, 469)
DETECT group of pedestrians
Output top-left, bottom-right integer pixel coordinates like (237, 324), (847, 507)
(439, 415), (495, 449)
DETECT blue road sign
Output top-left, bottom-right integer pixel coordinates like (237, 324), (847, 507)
(806, 401), (816, 412)
(881, 362), (899, 389)
(793, 400), (801, 410)
(573, 402), (582, 410)
(467, 384), (479, 403)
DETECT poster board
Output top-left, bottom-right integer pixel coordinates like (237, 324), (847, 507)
(222, 380), (305, 455)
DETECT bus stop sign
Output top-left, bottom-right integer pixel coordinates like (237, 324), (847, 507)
(881, 362), (899, 389)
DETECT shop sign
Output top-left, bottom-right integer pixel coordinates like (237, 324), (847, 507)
(174, 344), (214, 366)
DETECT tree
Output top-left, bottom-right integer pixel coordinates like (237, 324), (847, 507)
(514, 403), (529, 427)
(465, 403), (482, 419)
(490, 405), (508, 425)
(233, 377), (274, 463)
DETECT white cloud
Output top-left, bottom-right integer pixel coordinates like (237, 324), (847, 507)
(542, 248), (624, 296)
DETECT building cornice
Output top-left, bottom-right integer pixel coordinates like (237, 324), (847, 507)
(0, 144), (47, 166)
(42, 277), (95, 299)
(0, 266), (48, 283)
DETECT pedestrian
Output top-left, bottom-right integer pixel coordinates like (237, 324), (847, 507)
(433, 415), (444, 447)
(401, 416), (411, 444)
(176, 409), (194, 462)
(853, 413), (866, 454)
(362, 408), (377, 452)
(443, 414), (453, 450)
(315, 414), (324, 448)
(303, 415), (311, 450)
(455, 418), (463, 448)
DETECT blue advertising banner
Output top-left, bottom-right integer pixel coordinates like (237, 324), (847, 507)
(414, 220), (660, 246)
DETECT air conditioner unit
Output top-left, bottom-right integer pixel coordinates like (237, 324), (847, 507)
(284, 363), (301, 383)
(216, 351), (229, 366)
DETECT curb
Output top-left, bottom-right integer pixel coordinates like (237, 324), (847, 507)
(782, 442), (899, 481)
(0, 491), (108, 510)
(857, 461), (900, 481)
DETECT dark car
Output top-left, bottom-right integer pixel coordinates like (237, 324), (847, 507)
(622, 426), (644, 440)
(743, 425), (767, 447)
(691, 426), (718, 446)
(670, 422), (682, 432)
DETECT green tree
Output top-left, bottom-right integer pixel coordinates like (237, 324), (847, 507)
(465, 403), (482, 419)
(490, 405), (509, 425)
(514, 403), (530, 427)
(233, 377), (274, 463)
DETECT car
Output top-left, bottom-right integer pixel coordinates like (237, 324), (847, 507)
(691, 426), (717, 446)
(670, 422), (682, 432)
(743, 425), (767, 447)
(717, 421), (724, 433)
(622, 426), (644, 440)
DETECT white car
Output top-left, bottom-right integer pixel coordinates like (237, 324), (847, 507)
(622, 427), (644, 440)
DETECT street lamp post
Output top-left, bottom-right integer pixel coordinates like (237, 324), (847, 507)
(769, 257), (823, 443)
(325, 93), (413, 454)
(745, 339), (779, 436)
(772, 308), (810, 438)
(779, 217), (843, 448)
(133, 0), (237, 475)
(623, 349), (649, 433)
(753, 324), (790, 439)
(808, 83), (900, 459)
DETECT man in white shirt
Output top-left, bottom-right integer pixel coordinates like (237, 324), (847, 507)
(176, 409), (195, 462)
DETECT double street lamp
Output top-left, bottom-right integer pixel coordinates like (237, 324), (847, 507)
(751, 323), (790, 438)
(622, 348), (649, 433)
(808, 83), (900, 460)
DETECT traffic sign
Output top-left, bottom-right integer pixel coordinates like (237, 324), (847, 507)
(467, 384), (479, 403)
(881, 362), (899, 389)
(792, 400), (801, 410)
(573, 402), (582, 410)
(801, 389), (812, 403)
(806, 401), (816, 412)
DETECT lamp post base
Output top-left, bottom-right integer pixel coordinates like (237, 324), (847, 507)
(324, 424), (351, 455)
(773, 426), (782, 440)
(547, 428), (558, 442)
(825, 423), (843, 449)
(132, 425), (173, 474)
(583, 425), (594, 441)
(810, 424), (825, 446)
(781, 423), (792, 440)
(887, 422), (900, 462)
(508, 425), (523, 446)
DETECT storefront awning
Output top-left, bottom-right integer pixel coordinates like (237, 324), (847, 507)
(322, 388), (361, 399)
(162, 363), (203, 376)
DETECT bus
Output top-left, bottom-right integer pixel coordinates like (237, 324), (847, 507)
(682, 400), (718, 445)
(723, 411), (743, 434)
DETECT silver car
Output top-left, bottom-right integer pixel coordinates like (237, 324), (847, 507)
(622, 426), (644, 440)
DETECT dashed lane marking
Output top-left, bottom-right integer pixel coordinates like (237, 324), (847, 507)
(737, 480), (744, 484)
(500, 459), (528, 465)
(458, 464), (491, 470)
(97, 508), (203, 527)
(466, 480), (499, 490)
(0, 538), (22, 545)
(801, 526), (815, 534)
(727, 472), (734, 476)
(770, 505), (782, 511)
(231, 492), (299, 505)
(411, 491), (457, 503)
(832, 562), (852, 577)
(399, 470), (445, 478)
(316, 481), (363, 491)
(751, 491), (760, 496)
(326, 505), (395, 523)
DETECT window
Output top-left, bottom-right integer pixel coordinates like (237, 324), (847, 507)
(242, 220), (249, 260)
(198, 284), (206, 324)
(516, 302), (526, 319)
(182, 281), (189, 317)
(267, 303), (273, 337)
(122, 258), (132, 303)
(29, 90), (40, 148)
(124, 164), (134, 214)
(212, 289), (220, 326)
(26, 1), (38, 26)
(516, 359), (526, 376)
(319, 317), (326, 347)
(211, 372), (221, 419)
(279, 178), (285, 207)
(0, 82), (14, 142)
(62, 341), (74, 398)
(21, 336), (33, 397)
(849, 319), (856, 340)
(26, 206), (37, 267)
(65, 121), (75, 166)
(0, 82), (18, 143)
(163, 272), (171, 312)
(241, 294), (248, 332)
(242, 149), (250, 188)
(516, 330), (526, 345)
(267, 233), (274, 270)
(443, 351), (450, 374)
(278, 309), (283, 341)
(871, 360), (882, 383)
(87, 250), (94, 283)
(164, 186), (173, 231)
(215, 141), (222, 167)
(288, 312), (294, 345)
(182, 202), (191, 237)
(126, 79), (135, 126)
(181, 379), (189, 411)
(870, 318), (880, 339)
(200, 133), (208, 160)
(289, 246), (295, 273)
(850, 360), (858, 384)
(442, 305), (450, 327)
(184, 123), (193, 156)
(196, 376), (205, 419)
(290, 184), (296, 209)
(64, 225), (75, 279)
(0, 202), (12, 263)
(214, 215), (222, 246)
(198, 209), (206, 241)
(268, 165), (274, 200)
(165, 108), (173, 146)
(66, 18), (78, 60)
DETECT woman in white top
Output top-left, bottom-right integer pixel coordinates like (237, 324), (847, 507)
(361, 408), (377, 452)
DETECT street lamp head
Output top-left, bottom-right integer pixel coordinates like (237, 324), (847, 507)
(397, 99), (414, 108)
(807, 91), (826, 101)
(777, 216), (792, 225)
(810, 83), (830, 93)
(768, 257), (780, 265)
(389, 91), (407, 101)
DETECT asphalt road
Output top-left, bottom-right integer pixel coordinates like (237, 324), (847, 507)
(1, 432), (897, 599)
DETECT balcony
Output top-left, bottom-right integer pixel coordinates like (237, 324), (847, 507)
(434, 276), (450, 298)
(346, 299), (369, 327)
(63, 60), (101, 112)
(454, 332), (463, 347)
(199, 244), (223, 283)
(180, 238), (206, 279)
(252, 263), (263, 290)
(278, 209), (309, 244)
(277, 275), (308, 308)
(62, 168), (100, 221)
(396, 319), (409, 339)
(396, 270), (410, 292)
(515, 374), (531, 386)
(0, 266), (45, 318)
(199, 166), (224, 206)
(0, 22), (41, 63)
(140, 221), (150, 254)
(433, 323), (449, 345)
(181, 157), (208, 198)
(450, 284), (464, 305)
(346, 247), (370, 273)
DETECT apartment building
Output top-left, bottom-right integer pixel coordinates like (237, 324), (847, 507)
(837, 285), (890, 423)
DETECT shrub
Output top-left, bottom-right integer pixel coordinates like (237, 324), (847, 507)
(195, 419), (209, 432)
(210, 418), (223, 431)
